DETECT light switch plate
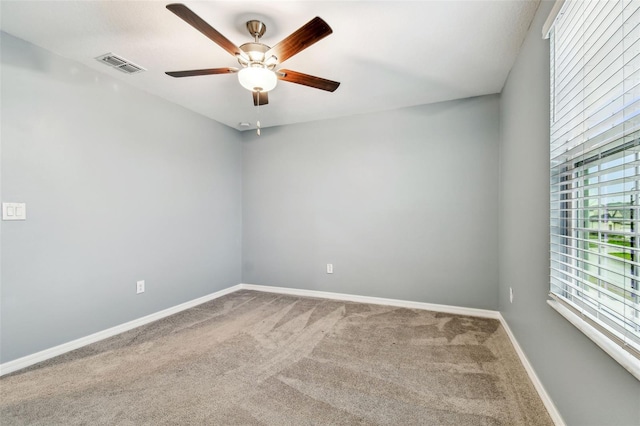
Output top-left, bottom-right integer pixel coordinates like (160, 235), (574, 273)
(2, 203), (26, 220)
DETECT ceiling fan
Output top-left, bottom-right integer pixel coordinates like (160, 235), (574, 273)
(165, 3), (340, 107)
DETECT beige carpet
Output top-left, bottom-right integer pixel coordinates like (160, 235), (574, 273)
(0, 290), (553, 425)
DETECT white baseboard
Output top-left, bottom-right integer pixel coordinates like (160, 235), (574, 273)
(498, 315), (565, 426)
(238, 283), (501, 319)
(0, 284), (243, 376)
(0, 282), (564, 426)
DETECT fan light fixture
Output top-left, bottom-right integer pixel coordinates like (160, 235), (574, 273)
(238, 66), (277, 92)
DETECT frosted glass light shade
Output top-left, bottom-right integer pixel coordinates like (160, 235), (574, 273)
(238, 67), (277, 92)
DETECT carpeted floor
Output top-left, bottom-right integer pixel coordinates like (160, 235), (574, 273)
(0, 290), (553, 425)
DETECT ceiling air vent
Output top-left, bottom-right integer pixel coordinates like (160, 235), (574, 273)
(95, 53), (146, 74)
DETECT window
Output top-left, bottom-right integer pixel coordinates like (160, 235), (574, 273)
(549, 0), (640, 377)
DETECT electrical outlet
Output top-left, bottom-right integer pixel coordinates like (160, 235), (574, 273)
(327, 264), (333, 274)
(509, 287), (514, 303)
(137, 280), (145, 294)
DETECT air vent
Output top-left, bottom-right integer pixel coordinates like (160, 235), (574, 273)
(95, 53), (146, 75)
(117, 63), (144, 74)
(100, 55), (126, 67)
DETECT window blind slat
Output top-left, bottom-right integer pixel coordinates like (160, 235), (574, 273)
(550, 0), (640, 364)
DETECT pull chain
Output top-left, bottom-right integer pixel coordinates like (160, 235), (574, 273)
(256, 91), (261, 136)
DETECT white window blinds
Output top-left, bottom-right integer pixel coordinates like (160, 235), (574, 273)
(549, 0), (640, 363)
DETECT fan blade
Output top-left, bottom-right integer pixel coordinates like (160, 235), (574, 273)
(252, 91), (269, 106)
(266, 17), (332, 64)
(278, 69), (340, 92)
(167, 4), (243, 58)
(166, 67), (238, 78)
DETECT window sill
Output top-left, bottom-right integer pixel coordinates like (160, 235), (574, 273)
(547, 299), (640, 381)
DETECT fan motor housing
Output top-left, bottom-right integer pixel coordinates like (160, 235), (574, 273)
(240, 43), (269, 62)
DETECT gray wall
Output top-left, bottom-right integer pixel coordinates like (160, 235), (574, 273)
(1, 33), (242, 363)
(498, 2), (640, 425)
(242, 96), (500, 310)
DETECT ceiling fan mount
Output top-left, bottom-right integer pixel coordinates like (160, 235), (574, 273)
(237, 21), (275, 70)
(164, 3), (340, 106)
(245, 20), (266, 40)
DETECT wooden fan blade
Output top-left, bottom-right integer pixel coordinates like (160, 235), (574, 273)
(252, 91), (269, 106)
(167, 4), (242, 58)
(166, 67), (238, 78)
(265, 17), (332, 64)
(278, 69), (340, 92)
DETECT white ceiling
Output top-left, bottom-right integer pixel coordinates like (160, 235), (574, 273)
(0, 1), (540, 131)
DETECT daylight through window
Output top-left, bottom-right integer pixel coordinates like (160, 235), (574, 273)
(549, 0), (640, 363)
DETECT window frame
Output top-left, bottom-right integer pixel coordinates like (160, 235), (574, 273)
(547, 0), (640, 381)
